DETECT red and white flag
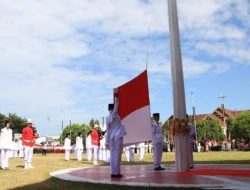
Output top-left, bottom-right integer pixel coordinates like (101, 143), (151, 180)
(115, 70), (151, 145)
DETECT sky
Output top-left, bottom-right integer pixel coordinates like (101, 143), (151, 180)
(0, 0), (249, 135)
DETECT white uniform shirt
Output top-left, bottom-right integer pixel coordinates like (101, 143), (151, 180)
(85, 135), (92, 149)
(105, 98), (126, 146)
(0, 127), (13, 149)
(64, 137), (71, 150)
(151, 120), (163, 144)
(75, 136), (83, 149)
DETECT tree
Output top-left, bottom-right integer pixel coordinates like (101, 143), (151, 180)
(7, 113), (26, 134)
(60, 123), (91, 145)
(89, 118), (100, 129)
(0, 113), (7, 128)
(0, 113), (26, 134)
(230, 111), (250, 139)
(196, 119), (225, 141)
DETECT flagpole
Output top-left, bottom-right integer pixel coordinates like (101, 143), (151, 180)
(167, 0), (190, 172)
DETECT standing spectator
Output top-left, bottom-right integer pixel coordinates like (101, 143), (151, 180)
(232, 138), (236, 150)
(152, 113), (165, 171)
(208, 140), (212, 151)
(64, 134), (71, 161)
(75, 133), (83, 161)
(227, 138), (232, 151)
(42, 142), (47, 156)
(0, 120), (13, 170)
(22, 119), (35, 169)
(170, 141), (174, 152)
(85, 131), (92, 161)
(91, 124), (100, 164)
(205, 140), (209, 152)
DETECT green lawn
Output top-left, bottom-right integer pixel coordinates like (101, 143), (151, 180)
(0, 151), (249, 190)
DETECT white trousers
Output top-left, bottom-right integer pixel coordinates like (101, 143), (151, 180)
(1, 149), (11, 169)
(102, 148), (106, 161)
(93, 145), (99, 162)
(65, 149), (70, 160)
(153, 142), (163, 168)
(24, 146), (33, 166)
(106, 149), (110, 163)
(129, 148), (135, 162)
(86, 148), (92, 161)
(125, 148), (130, 161)
(139, 147), (145, 161)
(76, 149), (83, 161)
(110, 138), (123, 175)
(19, 148), (24, 157)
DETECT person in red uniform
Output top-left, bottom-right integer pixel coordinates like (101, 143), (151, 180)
(91, 124), (100, 164)
(22, 119), (35, 169)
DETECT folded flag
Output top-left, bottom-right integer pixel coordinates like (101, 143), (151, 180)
(116, 70), (151, 146)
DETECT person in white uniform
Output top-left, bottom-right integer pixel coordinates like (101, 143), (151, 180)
(0, 120), (13, 170)
(125, 146), (130, 162)
(75, 133), (83, 161)
(138, 142), (145, 162)
(105, 94), (126, 178)
(152, 113), (165, 171)
(64, 134), (71, 161)
(129, 145), (136, 162)
(85, 131), (92, 161)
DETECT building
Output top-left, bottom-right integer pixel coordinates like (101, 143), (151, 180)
(164, 107), (250, 137)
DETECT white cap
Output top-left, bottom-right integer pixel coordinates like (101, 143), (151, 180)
(26, 119), (33, 124)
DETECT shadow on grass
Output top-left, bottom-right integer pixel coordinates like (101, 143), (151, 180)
(11, 177), (202, 190)
(16, 165), (24, 168)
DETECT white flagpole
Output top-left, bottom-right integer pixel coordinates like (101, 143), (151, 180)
(167, 0), (190, 172)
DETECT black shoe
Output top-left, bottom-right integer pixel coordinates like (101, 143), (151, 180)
(190, 165), (194, 169)
(111, 174), (123, 178)
(154, 166), (165, 171)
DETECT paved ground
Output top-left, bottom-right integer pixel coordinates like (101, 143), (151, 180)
(50, 164), (250, 190)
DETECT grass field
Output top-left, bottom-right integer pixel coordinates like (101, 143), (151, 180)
(0, 151), (249, 190)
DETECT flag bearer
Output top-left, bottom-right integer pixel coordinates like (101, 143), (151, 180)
(22, 119), (35, 169)
(152, 113), (165, 171)
(0, 120), (13, 170)
(105, 93), (126, 177)
(75, 133), (83, 161)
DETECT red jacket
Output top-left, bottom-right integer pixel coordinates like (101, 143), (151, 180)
(91, 129), (100, 146)
(22, 126), (35, 147)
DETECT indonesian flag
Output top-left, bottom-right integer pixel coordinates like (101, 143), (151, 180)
(115, 70), (151, 146)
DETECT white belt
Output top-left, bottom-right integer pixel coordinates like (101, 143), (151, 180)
(24, 139), (33, 142)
